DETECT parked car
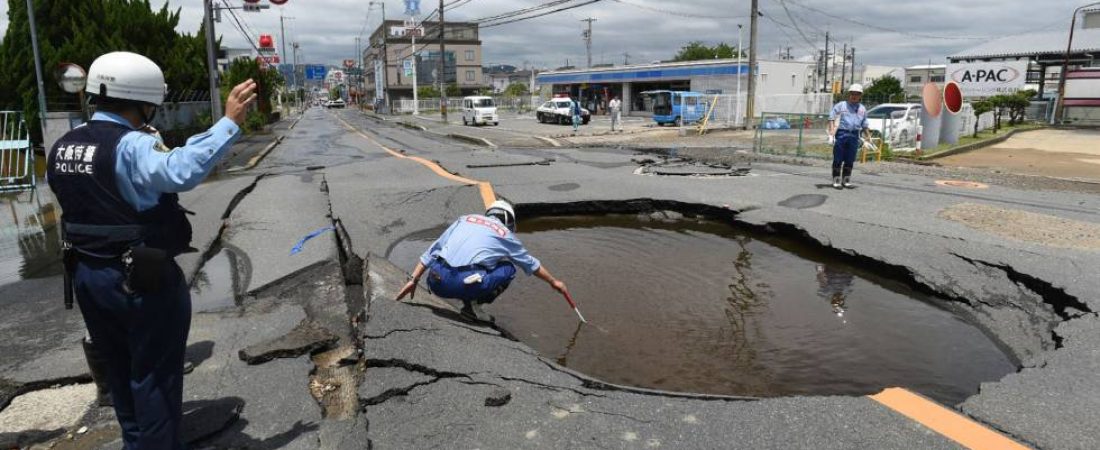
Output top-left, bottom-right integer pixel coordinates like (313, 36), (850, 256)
(326, 99), (346, 109)
(536, 98), (591, 125)
(866, 103), (920, 144)
(462, 96), (499, 126)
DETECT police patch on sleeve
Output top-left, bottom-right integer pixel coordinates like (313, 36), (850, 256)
(154, 141), (173, 153)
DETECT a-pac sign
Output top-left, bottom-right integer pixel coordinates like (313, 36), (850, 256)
(947, 61), (1028, 97)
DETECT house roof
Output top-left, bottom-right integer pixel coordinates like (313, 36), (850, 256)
(950, 28), (1100, 60)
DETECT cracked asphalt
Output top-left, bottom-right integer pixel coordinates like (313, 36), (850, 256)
(2, 106), (1098, 449)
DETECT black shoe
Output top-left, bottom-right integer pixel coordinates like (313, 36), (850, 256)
(82, 338), (113, 407)
(460, 302), (494, 323)
(832, 177), (842, 189)
(842, 177), (854, 189)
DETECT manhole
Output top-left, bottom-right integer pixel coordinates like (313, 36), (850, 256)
(389, 214), (1015, 404)
(935, 180), (989, 189)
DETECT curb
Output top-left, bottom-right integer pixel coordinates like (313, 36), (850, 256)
(918, 127), (1042, 161)
(448, 133), (497, 148)
(227, 135), (285, 173)
(398, 121), (427, 132)
(533, 136), (561, 147)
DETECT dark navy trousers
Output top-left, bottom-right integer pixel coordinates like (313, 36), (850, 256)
(832, 129), (860, 176)
(427, 259), (517, 304)
(75, 258), (190, 450)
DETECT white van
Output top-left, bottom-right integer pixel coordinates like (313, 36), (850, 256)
(462, 96), (499, 126)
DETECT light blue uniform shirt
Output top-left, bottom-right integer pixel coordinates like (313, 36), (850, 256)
(419, 215), (542, 275)
(830, 101), (869, 132)
(93, 111), (241, 211)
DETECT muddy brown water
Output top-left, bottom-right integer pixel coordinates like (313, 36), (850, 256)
(390, 214), (1016, 405)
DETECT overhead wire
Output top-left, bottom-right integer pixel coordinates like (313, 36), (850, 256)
(782, 0), (988, 40)
(479, 0), (604, 28)
(609, 0), (746, 20)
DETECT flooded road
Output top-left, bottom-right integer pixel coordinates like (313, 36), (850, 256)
(390, 214), (1017, 405)
(0, 189), (63, 285)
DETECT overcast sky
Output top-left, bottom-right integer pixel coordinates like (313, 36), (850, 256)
(0, 0), (1084, 69)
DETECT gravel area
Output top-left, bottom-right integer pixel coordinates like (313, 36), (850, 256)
(940, 203), (1100, 250)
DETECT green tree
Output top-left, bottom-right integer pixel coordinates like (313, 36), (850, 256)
(863, 75), (905, 104)
(0, 0), (210, 141)
(0, 0), (211, 143)
(503, 82), (528, 97)
(220, 57), (283, 120)
(971, 99), (994, 137)
(1006, 89), (1036, 125)
(673, 41), (742, 62)
(417, 85), (440, 98)
(445, 83), (461, 97)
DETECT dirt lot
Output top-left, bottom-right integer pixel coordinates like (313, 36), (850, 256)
(937, 129), (1100, 182)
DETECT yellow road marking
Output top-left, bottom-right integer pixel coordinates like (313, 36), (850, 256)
(336, 115), (496, 209)
(870, 388), (1030, 450)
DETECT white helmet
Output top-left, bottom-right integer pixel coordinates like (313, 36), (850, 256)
(485, 200), (516, 232)
(86, 52), (166, 106)
(848, 83), (864, 94)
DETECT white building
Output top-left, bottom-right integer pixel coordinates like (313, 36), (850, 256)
(904, 65), (946, 98)
(536, 59), (827, 116)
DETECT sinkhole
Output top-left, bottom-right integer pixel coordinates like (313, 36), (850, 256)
(389, 213), (1016, 405)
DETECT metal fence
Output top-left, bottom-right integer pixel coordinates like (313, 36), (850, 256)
(392, 95), (546, 114)
(754, 112), (835, 158)
(0, 111), (34, 192)
(679, 93), (834, 134)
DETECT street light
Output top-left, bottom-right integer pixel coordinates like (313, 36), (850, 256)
(1053, 2), (1100, 124)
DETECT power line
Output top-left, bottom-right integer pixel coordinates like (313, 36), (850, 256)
(221, 0), (263, 54)
(480, 0), (604, 28)
(610, 0), (746, 19)
(782, 0), (987, 40)
(775, 0), (817, 50)
(472, 0), (576, 24)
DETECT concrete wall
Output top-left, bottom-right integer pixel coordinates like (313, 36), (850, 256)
(152, 102), (212, 131)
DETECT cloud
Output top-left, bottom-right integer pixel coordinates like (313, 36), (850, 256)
(0, 0), (1083, 69)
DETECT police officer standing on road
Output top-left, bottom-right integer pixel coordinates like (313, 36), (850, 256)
(394, 200), (569, 322)
(47, 51), (257, 449)
(827, 84), (871, 189)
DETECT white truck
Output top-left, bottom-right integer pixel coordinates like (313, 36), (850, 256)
(462, 96), (499, 126)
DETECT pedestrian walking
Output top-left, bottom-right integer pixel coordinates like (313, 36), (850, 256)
(609, 96), (623, 132)
(827, 84), (871, 189)
(47, 51), (257, 449)
(395, 200), (570, 323)
(571, 96), (583, 135)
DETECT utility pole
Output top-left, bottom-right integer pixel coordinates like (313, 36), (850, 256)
(821, 31), (829, 93)
(203, 0), (222, 118)
(581, 18), (597, 68)
(439, 0), (447, 121)
(745, 0), (758, 126)
(356, 36), (362, 107)
(380, 1), (388, 113)
(26, 0), (48, 136)
(412, 23), (419, 115)
(737, 23), (743, 127)
(623, 52), (630, 65)
(850, 47), (856, 87)
(293, 42), (300, 111)
(840, 43), (848, 89)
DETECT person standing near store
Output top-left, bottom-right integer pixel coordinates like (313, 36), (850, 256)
(827, 84), (871, 189)
(571, 95), (583, 135)
(47, 51), (257, 449)
(609, 96), (622, 132)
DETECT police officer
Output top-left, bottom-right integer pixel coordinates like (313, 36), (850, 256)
(394, 200), (569, 322)
(827, 84), (871, 189)
(47, 51), (256, 449)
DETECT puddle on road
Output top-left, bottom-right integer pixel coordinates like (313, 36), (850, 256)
(390, 214), (1016, 405)
(1, 189), (63, 285)
(190, 247), (243, 312)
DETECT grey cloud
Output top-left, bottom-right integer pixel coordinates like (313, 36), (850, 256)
(0, 0), (1082, 69)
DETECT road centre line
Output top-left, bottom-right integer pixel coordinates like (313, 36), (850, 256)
(336, 114), (496, 209)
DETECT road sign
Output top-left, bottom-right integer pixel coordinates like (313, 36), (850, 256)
(403, 60), (413, 77)
(305, 64), (327, 81)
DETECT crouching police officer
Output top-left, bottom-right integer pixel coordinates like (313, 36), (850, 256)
(47, 51), (256, 449)
(394, 200), (569, 322)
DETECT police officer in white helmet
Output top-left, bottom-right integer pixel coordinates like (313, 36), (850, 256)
(827, 84), (871, 189)
(395, 200), (569, 322)
(47, 51), (256, 448)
